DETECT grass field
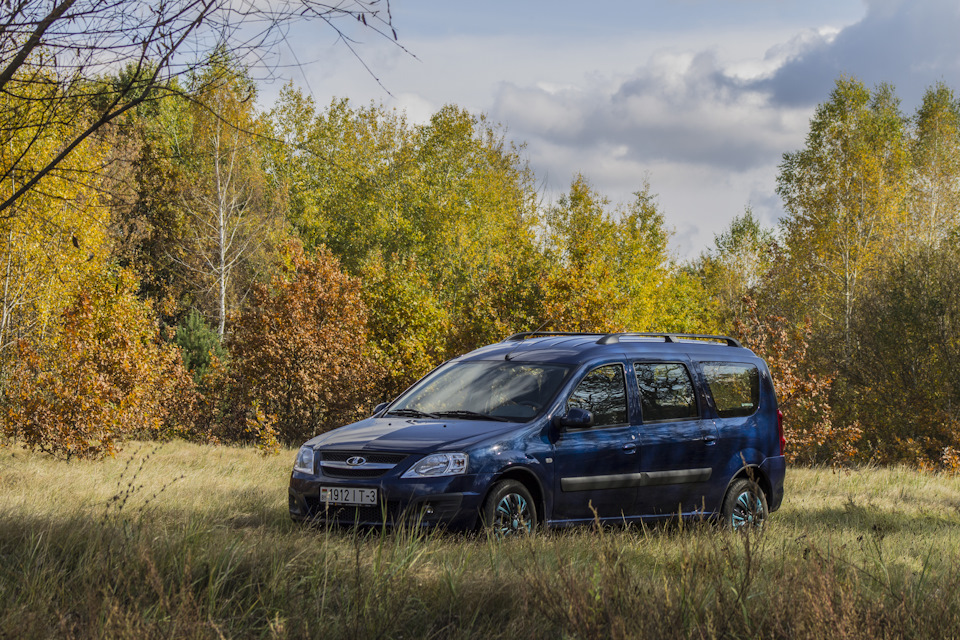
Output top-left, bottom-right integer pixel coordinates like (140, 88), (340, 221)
(2, 441), (960, 639)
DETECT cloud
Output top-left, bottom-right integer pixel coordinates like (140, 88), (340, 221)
(759, 0), (960, 106)
(490, 48), (809, 180)
(492, 0), (960, 187)
(484, 0), (960, 259)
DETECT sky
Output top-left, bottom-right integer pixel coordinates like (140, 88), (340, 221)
(257, 0), (960, 258)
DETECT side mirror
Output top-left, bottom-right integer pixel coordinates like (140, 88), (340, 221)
(372, 401), (389, 416)
(553, 407), (594, 429)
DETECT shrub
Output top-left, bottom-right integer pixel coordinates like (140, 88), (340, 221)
(226, 242), (380, 444)
(735, 297), (861, 465)
(1, 270), (183, 459)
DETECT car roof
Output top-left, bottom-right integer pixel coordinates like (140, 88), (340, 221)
(457, 332), (759, 366)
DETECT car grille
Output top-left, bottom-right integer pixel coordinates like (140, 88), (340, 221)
(321, 467), (388, 478)
(319, 451), (409, 479)
(320, 452), (408, 464)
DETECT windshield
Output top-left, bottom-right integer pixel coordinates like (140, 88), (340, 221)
(389, 361), (572, 423)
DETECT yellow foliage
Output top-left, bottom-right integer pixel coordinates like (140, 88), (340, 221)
(542, 175), (715, 334)
(0, 67), (111, 352)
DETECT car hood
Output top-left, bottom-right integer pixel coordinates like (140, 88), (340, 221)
(305, 416), (524, 453)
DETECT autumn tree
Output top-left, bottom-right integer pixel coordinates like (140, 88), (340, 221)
(360, 253), (450, 399)
(0, 0), (398, 219)
(777, 77), (909, 359)
(226, 242), (380, 444)
(734, 298), (860, 465)
(695, 208), (776, 331)
(174, 58), (284, 337)
(542, 175), (713, 333)
(0, 78), (111, 368)
(268, 94), (548, 363)
(908, 82), (960, 248)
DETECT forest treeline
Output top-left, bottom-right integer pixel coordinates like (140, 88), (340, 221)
(1, 51), (958, 468)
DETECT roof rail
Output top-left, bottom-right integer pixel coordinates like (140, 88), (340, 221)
(504, 331), (742, 348)
(596, 333), (742, 347)
(504, 331), (604, 342)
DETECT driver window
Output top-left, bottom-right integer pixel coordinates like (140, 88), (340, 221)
(567, 364), (628, 427)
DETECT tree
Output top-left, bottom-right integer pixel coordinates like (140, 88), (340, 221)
(734, 297), (860, 465)
(908, 82), (960, 248)
(542, 175), (713, 333)
(175, 58), (284, 337)
(0, 77), (111, 365)
(777, 77), (909, 358)
(360, 252), (449, 399)
(226, 242), (380, 444)
(268, 94), (549, 359)
(174, 308), (226, 383)
(0, 0), (398, 219)
(695, 208), (776, 330)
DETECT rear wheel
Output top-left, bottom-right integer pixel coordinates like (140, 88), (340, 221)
(481, 480), (537, 537)
(722, 478), (768, 530)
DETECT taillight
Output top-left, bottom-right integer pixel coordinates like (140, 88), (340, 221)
(777, 409), (786, 455)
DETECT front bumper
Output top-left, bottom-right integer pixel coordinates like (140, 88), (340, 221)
(289, 471), (489, 530)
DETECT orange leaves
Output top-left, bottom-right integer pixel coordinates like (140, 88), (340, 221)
(1, 270), (184, 459)
(735, 297), (861, 465)
(225, 242), (381, 444)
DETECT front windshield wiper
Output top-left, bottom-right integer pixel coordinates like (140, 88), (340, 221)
(434, 410), (510, 422)
(386, 408), (440, 419)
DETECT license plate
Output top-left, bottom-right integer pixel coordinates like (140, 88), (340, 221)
(320, 486), (378, 505)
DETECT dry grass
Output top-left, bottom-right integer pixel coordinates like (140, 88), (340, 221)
(2, 441), (960, 638)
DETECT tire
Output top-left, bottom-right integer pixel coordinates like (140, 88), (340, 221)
(722, 478), (768, 531)
(481, 480), (538, 537)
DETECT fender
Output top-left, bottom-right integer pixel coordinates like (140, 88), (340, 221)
(487, 454), (552, 521)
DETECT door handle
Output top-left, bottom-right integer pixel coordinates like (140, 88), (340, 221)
(622, 443), (637, 454)
(703, 434), (717, 445)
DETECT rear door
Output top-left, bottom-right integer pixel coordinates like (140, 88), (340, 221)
(552, 362), (639, 521)
(632, 360), (720, 515)
(698, 360), (766, 502)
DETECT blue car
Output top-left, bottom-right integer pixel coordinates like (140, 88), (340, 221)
(289, 332), (785, 534)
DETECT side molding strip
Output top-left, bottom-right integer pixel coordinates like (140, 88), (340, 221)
(561, 468), (712, 492)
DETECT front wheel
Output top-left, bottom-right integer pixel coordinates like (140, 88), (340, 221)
(722, 478), (768, 531)
(481, 480), (538, 537)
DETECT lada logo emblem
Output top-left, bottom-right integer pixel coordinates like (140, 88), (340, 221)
(346, 456), (366, 466)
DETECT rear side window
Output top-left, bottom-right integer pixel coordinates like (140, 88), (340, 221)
(634, 362), (699, 422)
(702, 362), (760, 418)
(567, 364), (628, 427)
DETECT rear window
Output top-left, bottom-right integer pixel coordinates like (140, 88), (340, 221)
(702, 362), (760, 418)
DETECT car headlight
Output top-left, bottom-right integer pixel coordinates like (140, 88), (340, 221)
(401, 453), (468, 478)
(293, 446), (315, 474)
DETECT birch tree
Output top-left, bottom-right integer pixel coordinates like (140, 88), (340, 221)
(776, 77), (909, 358)
(177, 62), (281, 337)
(909, 82), (960, 248)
